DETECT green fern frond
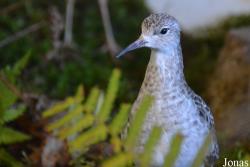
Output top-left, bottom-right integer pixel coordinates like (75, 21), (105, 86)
(109, 104), (131, 153)
(0, 52), (31, 166)
(75, 85), (84, 104)
(140, 127), (162, 167)
(0, 104), (26, 125)
(0, 80), (17, 112)
(97, 69), (121, 123)
(58, 114), (95, 139)
(125, 95), (154, 151)
(102, 152), (133, 167)
(47, 104), (84, 131)
(85, 87), (100, 113)
(42, 97), (75, 118)
(191, 133), (212, 167)
(0, 127), (30, 144)
(163, 133), (183, 167)
(0, 148), (23, 167)
(110, 136), (123, 153)
(11, 50), (32, 81)
(0, 51), (31, 112)
(69, 124), (108, 152)
(2, 50), (31, 84)
(109, 103), (131, 136)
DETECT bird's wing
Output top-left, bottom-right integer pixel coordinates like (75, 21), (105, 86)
(204, 135), (219, 167)
(187, 86), (219, 166)
(187, 85), (214, 129)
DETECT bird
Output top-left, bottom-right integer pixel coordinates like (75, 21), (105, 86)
(117, 13), (219, 167)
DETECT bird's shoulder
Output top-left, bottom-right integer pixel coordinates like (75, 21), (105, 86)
(185, 84), (219, 165)
(186, 85), (215, 129)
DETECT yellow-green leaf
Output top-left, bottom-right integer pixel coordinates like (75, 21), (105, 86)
(163, 133), (183, 167)
(97, 69), (121, 122)
(102, 153), (133, 167)
(59, 114), (94, 139)
(42, 97), (75, 118)
(46, 104), (84, 131)
(125, 95), (154, 151)
(191, 133), (212, 167)
(140, 127), (162, 167)
(109, 103), (131, 136)
(69, 124), (108, 152)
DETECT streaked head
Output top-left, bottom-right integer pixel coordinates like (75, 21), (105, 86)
(117, 13), (181, 58)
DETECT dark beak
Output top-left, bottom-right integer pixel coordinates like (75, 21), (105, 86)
(116, 38), (148, 58)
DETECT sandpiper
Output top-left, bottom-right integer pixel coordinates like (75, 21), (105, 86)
(118, 13), (219, 167)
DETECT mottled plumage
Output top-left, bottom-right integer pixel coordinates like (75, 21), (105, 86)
(118, 13), (219, 167)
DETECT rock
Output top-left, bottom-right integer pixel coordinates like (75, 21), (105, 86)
(206, 26), (250, 149)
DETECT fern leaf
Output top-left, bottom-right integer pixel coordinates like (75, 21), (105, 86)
(191, 133), (212, 167)
(1, 50), (31, 85)
(85, 87), (100, 113)
(140, 127), (162, 167)
(0, 104), (26, 125)
(0, 148), (23, 167)
(110, 136), (122, 153)
(11, 50), (32, 81)
(58, 114), (94, 139)
(0, 127), (30, 144)
(109, 103), (131, 136)
(69, 124), (108, 152)
(125, 95), (154, 151)
(163, 133), (183, 167)
(42, 97), (75, 118)
(75, 85), (84, 103)
(97, 69), (120, 122)
(0, 80), (17, 112)
(102, 153), (133, 167)
(46, 104), (84, 131)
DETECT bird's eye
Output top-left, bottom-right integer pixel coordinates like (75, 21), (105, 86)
(160, 28), (169, 34)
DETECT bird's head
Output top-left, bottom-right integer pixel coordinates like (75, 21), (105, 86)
(117, 13), (181, 58)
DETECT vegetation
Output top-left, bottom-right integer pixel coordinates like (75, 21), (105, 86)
(0, 52), (31, 166)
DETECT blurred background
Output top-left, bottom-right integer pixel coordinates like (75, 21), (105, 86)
(0, 0), (249, 166)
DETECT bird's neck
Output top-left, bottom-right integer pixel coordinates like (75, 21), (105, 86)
(142, 45), (186, 95)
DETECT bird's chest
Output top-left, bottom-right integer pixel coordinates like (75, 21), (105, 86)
(136, 95), (208, 166)
(142, 94), (198, 134)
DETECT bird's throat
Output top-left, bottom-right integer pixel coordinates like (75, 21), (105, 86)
(141, 48), (185, 96)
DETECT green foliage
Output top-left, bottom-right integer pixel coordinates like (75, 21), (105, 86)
(0, 127), (30, 145)
(0, 80), (17, 111)
(0, 52), (31, 166)
(0, 148), (23, 167)
(192, 133), (212, 167)
(96, 69), (121, 123)
(0, 104), (26, 125)
(102, 153), (133, 167)
(43, 69), (213, 167)
(124, 95), (153, 151)
(4, 50), (32, 83)
(109, 104), (131, 136)
(43, 69), (123, 152)
(140, 127), (162, 167)
(163, 134), (183, 167)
